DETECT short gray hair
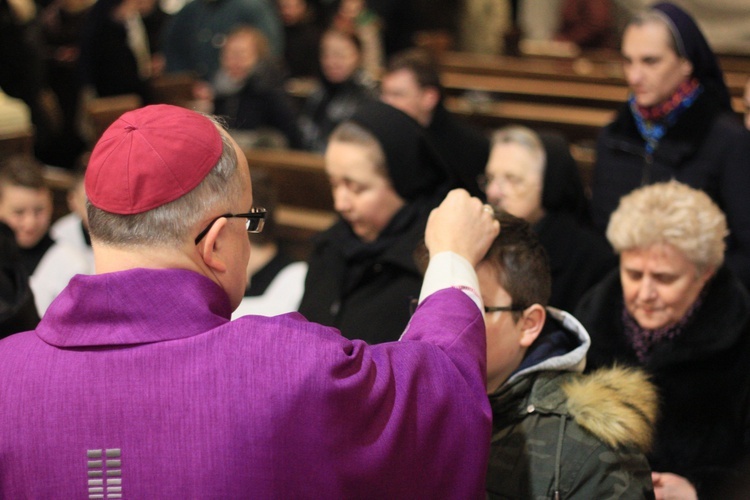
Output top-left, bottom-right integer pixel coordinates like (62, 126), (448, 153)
(491, 125), (546, 175)
(607, 181), (728, 273)
(88, 117), (242, 247)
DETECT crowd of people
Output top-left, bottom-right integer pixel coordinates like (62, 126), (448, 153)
(2, 0), (750, 498)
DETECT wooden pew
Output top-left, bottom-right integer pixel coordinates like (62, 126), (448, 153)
(438, 51), (749, 98)
(244, 147), (332, 212)
(0, 128), (34, 158)
(439, 57), (746, 142)
(441, 72), (628, 110)
(81, 73), (196, 145)
(439, 51), (626, 85)
(84, 93), (142, 141)
(243, 147), (335, 260)
(718, 53), (750, 74)
(445, 96), (615, 144)
(150, 73), (197, 108)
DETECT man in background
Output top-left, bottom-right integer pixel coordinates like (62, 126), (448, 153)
(380, 48), (490, 198)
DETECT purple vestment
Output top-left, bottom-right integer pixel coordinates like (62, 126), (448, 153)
(0, 268), (490, 498)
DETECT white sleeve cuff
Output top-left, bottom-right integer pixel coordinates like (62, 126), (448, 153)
(419, 251), (483, 312)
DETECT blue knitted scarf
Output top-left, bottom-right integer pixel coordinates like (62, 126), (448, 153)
(629, 78), (703, 156)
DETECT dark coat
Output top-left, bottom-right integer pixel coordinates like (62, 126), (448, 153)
(86, 19), (143, 98)
(591, 90), (750, 289)
(535, 211), (615, 312)
(213, 67), (303, 149)
(298, 208), (427, 344)
(0, 223), (39, 338)
(488, 310), (655, 499)
(427, 103), (490, 199)
(575, 266), (750, 497)
(282, 21), (321, 79)
(489, 368), (656, 499)
(299, 73), (376, 152)
(80, 3), (155, 102)
(531, 131), (616, 312)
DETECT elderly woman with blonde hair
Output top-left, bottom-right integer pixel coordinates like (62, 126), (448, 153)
(576, 180), (750, 499)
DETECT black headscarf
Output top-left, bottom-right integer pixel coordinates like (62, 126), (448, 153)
(539, 131), (590, 225)
(347, 100), (452, 204)
(651, 2), (732, 111)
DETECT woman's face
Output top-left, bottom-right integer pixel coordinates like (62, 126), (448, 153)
(338, 0), (364, 18)
(484, 142), (545, 224)
(278, 0), (306, 25)
(620, 243), (714, 330)
(320, 32), (360, 84)
(325, 140), (405, 242)
(621, 21), (693, 108)
(221, 32), (259, 81)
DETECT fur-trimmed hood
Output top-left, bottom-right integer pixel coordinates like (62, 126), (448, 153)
(563, 365), (658, 453)
(487, 361), (659, 498)
(491, 307), (658, 454)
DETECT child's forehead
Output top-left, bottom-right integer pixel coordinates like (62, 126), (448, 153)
(0, 182), (50, 196)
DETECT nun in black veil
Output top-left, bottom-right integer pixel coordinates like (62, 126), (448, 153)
(298, 100), (453, 344)
(592, 1), (750, 291)
(482, 125), (615, 312)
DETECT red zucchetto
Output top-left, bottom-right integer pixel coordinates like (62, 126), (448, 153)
(85, 104), (223, 215)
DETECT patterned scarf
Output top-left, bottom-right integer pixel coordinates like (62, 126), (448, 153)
(629, 77), (703, 155)
(622, 287), (706, 363)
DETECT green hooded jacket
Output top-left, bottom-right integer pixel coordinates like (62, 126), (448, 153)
(486, 308), (657, 499)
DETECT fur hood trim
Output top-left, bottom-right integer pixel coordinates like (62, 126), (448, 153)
(563, 365), (658, 453)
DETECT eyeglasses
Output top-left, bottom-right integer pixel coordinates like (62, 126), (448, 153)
(194, 207), (267, 244)
(484, 304), (526, 313)
(476, 173), (524, 192)
(410, 297), (526, 316)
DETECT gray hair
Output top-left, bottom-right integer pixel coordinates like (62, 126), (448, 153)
(88, 117), (242, 247)
(491, 125), (546, 175)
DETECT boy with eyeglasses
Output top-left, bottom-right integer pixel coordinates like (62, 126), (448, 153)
(480, 210), (657, 499)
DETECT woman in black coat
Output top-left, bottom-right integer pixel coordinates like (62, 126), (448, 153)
(576, 181), (750, 499)
(298, 101), (451, 344)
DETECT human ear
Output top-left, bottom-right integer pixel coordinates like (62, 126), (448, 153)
(423, 86), (440, 111)
(198, 217), (229, 273)
(680, 58), (694, 78)
(697, 265), (716, 287)
(518, 304), (546, 348)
